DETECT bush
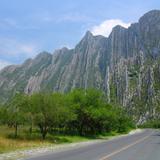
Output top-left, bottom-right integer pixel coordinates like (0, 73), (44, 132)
(0, 89), (135, 139)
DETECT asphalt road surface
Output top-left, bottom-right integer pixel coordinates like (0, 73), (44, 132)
(26, 129), (160, 160)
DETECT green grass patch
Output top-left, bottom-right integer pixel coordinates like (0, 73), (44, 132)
(0, 126), (129, 154)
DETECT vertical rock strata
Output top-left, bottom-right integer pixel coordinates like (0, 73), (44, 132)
(0, 10), (160, 121)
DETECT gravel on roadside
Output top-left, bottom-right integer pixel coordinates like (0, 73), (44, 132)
(0, 129), (143, 160)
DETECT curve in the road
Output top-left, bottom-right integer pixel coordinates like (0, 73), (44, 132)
(26, 129), (158, 160)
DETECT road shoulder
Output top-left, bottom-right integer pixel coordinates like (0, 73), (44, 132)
(0, 129), (143, 160)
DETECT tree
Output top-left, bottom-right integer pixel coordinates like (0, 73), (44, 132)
(115, 107), (135, 133)
(29, 93), (74, 139)
(67, 88), (134, 135)
(0, 89), (135, 139)
(68, 89), (109, 135)
(29, 93), (51, 139)
(7, 94), (26, 138)
(0, 105), (8, 125)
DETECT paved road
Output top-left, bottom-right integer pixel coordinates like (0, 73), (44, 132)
(26, 129), (160, 160)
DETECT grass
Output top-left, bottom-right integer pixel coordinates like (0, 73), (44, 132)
(0, 126), (126, 154)
(0, 126), (51, 153)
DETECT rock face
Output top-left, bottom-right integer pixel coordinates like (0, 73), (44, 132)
(1, 10), (160, 122)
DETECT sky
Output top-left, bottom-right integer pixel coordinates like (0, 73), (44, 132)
(0, 0), (160, 69)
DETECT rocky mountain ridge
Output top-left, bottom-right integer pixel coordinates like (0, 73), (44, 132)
(1, 10), (160, 122)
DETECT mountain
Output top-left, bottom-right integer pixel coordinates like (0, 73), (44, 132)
(1, 10), (160, 122)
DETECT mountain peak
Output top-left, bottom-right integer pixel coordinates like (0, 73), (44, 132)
(33, 52), (52, 64)
(139, 9), (160, 22)
(84, 31), (93, 38)
(143, 9), (160, 16)
(1, 9), (160, 118)
(112, 25), (127, 31)
(60, 47), (69, 52)
(36, 51), (51, 58)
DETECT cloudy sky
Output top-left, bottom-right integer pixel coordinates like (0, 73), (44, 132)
(0, 0), (159, 69)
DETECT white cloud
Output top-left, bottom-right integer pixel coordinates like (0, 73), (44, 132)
(0, 18), (38, 30)
(0, 59), (11, 70)
(0, 38), (39, 58)
(91, 19), (130, 37)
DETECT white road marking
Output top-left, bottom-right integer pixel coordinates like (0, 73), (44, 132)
(99, 131), (154, 160)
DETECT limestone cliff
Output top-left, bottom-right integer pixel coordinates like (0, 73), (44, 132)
(1, 10), (160, 122)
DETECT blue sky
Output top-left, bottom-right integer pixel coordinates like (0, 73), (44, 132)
(0, 0), (160, 69)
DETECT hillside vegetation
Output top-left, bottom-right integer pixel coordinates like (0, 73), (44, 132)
(0, 89), (134, 153)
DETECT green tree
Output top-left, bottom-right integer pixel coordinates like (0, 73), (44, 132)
(0, 105), (8, 125)
(68, 89), (108, 135)
(29, 93), (74, 139)
(7, 94), (26, 138)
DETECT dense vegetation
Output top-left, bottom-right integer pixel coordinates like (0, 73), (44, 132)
(0, 89), (134, 140)
(139, 120), (160, 129)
